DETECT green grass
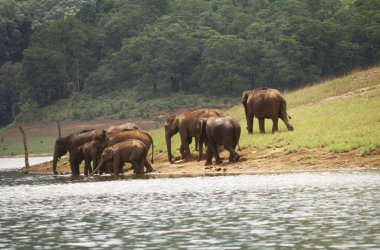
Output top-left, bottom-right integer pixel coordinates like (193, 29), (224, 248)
(1, 66), (380, 157)
(0, 136), (55, 156)
(284, 67), (380, 107)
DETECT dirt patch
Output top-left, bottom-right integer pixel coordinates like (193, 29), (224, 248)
(354, 69), (380, 82)
(305, 83), (380, 107)
(26, 146), (380, 176)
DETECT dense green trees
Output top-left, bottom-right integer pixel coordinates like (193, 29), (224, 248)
(0, 0), (379, 126)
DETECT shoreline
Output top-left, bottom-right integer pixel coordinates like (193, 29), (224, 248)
(19, 147), (380, 177)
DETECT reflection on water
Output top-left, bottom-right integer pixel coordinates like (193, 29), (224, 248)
(0, 156), (52, 170)
(0, 166), (379, 249)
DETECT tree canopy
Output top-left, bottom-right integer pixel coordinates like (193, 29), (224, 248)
(0, 0), (379, 126)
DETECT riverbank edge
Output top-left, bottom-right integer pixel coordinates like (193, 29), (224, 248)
(17, 147), (380, 177)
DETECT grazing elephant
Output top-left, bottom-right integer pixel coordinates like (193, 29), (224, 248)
(91, 129), (154, 174)
(52, 129), (95, 175)
(106, 122), (139, 132)
(242, 88), (294, 134)
(92, 140), (149, 175)
(197, 116), (241, 165)
(164, 108), (223, 163)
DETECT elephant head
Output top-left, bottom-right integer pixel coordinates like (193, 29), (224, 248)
(196, 118), (208, 162)
(52, 137), (69, 174)
(92, 147), (114, 175)
(164, 115), (179, 163)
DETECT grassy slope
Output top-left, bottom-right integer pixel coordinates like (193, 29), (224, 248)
(1, 66), (380, 157)
(152, 66), (380, 157)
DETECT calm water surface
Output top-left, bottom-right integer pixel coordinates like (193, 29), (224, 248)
(0, 158), (379, 249)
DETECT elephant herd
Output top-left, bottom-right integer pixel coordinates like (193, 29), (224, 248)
(52, 87), (294, 176)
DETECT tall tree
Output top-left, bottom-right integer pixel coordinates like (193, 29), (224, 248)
(0, 62), (21, 126)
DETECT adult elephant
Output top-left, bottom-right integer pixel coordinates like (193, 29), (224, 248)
(52, 129), (95, 175)
(197, 116), (241, 165)
(242, 88), (294, 134)
(164, 108), (223, 163)
(92, 139), (149, 175)
(91, 129), (154, 174)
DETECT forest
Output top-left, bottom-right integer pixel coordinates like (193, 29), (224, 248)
(0, 0), (379, 127)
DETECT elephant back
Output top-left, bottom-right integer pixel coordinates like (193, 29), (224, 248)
(106, 123), (139, 133)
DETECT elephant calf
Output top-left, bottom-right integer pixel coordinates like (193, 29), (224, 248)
(92, 139), (151, 175)
(197, 116), (241, 165)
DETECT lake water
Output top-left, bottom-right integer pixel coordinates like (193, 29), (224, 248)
(0, 158), (379, 249)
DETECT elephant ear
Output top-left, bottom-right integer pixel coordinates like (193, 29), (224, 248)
(165, 114), (179, 131)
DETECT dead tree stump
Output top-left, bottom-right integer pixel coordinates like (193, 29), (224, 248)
(18, 126), (30, 174)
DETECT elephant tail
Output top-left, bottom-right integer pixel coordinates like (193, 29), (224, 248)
(241, 91), (250, 117)
(280, 99), (294, 131)
(146, 132), (154, 164)
(232, 121), (241, 151)
(151, 139), (154, 164)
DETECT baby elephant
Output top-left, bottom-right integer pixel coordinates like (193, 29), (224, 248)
(92, 139), (150, 175)
(197, 116), (241, 165)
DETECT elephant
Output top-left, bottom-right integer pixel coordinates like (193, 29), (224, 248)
(92, 139), (149, 175)
(164, 108), (223, 163)
(91, 129), (154, 174)
(197, 116), (241, 165)
(106, 122), (139, 132)
(242, 88), (294, 134)
(52, 129), (95, 175)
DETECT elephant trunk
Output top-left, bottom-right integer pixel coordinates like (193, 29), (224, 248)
(165, 134), (173, 163)
(91, 159), (103, 175)
(91, 146), (100, 174)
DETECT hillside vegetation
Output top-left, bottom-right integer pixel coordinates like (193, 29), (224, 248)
(1, 66), (380, 159)
(1, 0), (380, 127)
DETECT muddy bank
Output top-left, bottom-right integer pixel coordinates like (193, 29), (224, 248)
(23, 147), (380, 177)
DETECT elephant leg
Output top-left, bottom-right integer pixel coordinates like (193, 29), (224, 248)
(84, 160), (89, 176)
(225, 143), (239, 162)
(205, 147), (213, 166)
(259, 118), (265, 133)
(144, 158), (154, 173)
(209, 140), (222, 165)
(119, 162), (124, 174)
(84, 158), (92, 176)
(113, 158), (120, 176)
(179, 144), (186, 159)
(180, 133), (192, 159)
(138, 160), (145, 174)
(132, 162), (139, 174)
(69, 154), (80, 176)
(195, 137), (198, 151)
(106, 161), (113, 174)
(247, 114), (254, 134)
(272, 118), (279, 133)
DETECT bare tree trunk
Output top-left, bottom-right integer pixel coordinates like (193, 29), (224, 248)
(18, 126), (30, 174)
(57, 121), (62, 138)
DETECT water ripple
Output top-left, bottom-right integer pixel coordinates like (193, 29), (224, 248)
(0, 172), (379, 249)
